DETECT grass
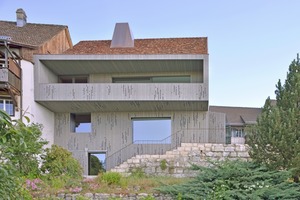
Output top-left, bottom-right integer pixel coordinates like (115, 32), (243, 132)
(27, 173), (191, 198)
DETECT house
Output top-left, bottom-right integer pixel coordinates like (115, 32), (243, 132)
(33, 23), (227, 175)
(209, 106), (262, 144)
(0, 9), (73, 144)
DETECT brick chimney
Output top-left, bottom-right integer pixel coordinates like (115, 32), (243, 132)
(16, 8), (27, 27)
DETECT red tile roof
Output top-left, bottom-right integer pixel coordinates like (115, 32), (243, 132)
(64, 37), (208, 55)
(0, 20), (68, 48)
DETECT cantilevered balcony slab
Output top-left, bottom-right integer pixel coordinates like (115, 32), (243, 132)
(35, 83), (208, 112)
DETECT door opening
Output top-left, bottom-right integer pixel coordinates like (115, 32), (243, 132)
(88, 152), (106, 175)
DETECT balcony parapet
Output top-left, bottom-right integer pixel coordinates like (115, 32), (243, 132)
(35, 83), (208, 102)
(0, 68), (21, 92)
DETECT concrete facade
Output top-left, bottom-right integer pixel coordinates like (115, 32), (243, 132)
(33, 51), (226, 174)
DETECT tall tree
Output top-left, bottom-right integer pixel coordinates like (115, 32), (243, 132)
(248, 55), (300, 174)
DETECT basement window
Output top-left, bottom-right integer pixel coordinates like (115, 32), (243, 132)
(0, 98), (14, 116)
(132, 118), (171, 144)
(70, 113), (91, 133)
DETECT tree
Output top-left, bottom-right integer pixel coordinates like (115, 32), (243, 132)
(0, 110), (48, 176)
(247, 55), (300, 175)
(158, 160), (300, 199)
(0, 110), (47, 198)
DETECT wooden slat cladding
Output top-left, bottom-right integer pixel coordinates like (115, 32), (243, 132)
(39, 30), (72, 55)
(8, 58), (21, 78)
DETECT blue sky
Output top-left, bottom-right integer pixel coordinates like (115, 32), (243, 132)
(1, 0), (299, 108)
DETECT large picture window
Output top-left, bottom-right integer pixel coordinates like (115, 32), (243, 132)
(0, 99), (14, 116)
(132, 118), (171, 144)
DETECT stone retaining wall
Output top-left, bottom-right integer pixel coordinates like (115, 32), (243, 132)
(37, 193), (172, 200)
(111, 143), (250, 177)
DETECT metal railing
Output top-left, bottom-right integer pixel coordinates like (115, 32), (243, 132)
(105, 128), (224, 170)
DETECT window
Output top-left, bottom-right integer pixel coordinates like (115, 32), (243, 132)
(231, 128), (245, 137)
(70, 113), (91, 133)
(113, 76), (190, 83)
(59, 76), (88, 83)
(132, 118), (171, 144)
(0, 98), (14, 116)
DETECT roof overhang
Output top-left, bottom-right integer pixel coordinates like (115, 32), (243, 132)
(35, 54), (206, 75)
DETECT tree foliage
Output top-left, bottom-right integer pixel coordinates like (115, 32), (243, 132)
(157, 160), (300, 200)
(0, 110), (48, 198)
(247, 55), (300, 173)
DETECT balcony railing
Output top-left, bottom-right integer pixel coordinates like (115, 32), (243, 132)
(105, 127), (226, 170)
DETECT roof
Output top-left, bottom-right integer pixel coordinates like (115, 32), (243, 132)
(209, 106), (262, 126)
(0, 20), (68, 48)
(64, 37), (208, 55)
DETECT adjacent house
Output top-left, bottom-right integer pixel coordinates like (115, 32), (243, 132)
(0, 9), (73, 144)
(33, 23), (227, 175)
(210, 106), (262, 144)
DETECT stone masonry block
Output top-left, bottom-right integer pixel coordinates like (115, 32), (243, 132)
(235, 144), (247, 151)
(237, 152), (250, 158)
(224, 146), (235, 152)
(191, 147), (199, 151)
(132, 158), (140, 164)
(212, 144), (224, 152)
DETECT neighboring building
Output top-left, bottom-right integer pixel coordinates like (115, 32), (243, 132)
(33, 23), (226, 175)
(0, 9), (73, 144)
(210, 106), (262, 144)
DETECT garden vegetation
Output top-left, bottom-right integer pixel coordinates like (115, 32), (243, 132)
(0, 55), (299, 199)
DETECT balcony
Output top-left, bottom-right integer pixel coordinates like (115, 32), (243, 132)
(0, 58), (21, 94)
(35, 83), (208, 112)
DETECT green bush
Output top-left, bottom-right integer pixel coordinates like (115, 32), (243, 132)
(160, 159), (167, 171)
(100, 172), (122, 185)
(0, 164), (24, 199)
(41, 145), (83, 179)
(157, 160), (300, 199)
(130, 167), (146, 178)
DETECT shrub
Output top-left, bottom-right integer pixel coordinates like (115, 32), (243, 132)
(160, 159), (167, 171)
(100, 172), (122, 185)
(130, 167), (146, 178)
(157, 160), (300, 199)
(41, 145), (83, 179)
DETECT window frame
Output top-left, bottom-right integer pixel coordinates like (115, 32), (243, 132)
(112, 75), (191, 83)
(59, 75), (89, 83)
(0, 98), (15, 116)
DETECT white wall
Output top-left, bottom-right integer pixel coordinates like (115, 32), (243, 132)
(15, 60), (55, 147)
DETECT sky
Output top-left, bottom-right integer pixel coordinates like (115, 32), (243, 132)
(1, 0), (300, 108)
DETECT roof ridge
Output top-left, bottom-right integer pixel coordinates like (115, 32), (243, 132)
(210, 105), (262, 109)
(77, 37), (207, 43)
(0, 20), (68, 27)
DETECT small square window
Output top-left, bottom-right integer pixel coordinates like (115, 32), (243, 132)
(70, 113), (91, 133)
